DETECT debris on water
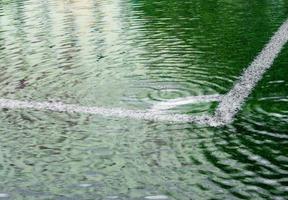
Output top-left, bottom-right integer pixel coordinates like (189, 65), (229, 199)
(97, 54), (105, 61)
(16, 79), (28, 89)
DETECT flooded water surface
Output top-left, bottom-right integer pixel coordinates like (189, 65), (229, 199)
(0, 0), (288, 199)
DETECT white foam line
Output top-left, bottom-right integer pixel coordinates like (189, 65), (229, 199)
(0, 98), (216, 125)
(150, 94), (222, 111)
(215, 18), (288, 124)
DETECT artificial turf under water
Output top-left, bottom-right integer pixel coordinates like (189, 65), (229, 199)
(0, 0), (288, 199)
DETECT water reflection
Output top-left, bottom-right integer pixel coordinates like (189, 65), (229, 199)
(0, 0), (288, 199)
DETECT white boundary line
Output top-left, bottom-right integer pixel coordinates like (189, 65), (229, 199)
(0, 18), (287, 126)
(0, 98), (215, 125)
(214, 18), (288, 124)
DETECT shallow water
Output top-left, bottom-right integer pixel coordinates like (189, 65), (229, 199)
(0, 0), (288, 199)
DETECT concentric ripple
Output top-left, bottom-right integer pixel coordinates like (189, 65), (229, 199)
(0, 0), (288, 199)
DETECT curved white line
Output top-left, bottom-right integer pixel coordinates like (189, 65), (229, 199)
(150, 94), (222, 112)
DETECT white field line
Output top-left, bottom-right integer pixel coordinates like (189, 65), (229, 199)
(0, 99), (216, 125)
(214, 18), (288, 124)
(0, 19), (287, 126)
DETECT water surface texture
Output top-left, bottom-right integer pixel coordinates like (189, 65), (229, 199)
(0, 0), (288, 199)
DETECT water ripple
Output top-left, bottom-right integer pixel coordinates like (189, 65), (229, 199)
(0, 0), (288, 199)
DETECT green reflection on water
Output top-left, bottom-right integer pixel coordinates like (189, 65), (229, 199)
(0, 0), (287, 199)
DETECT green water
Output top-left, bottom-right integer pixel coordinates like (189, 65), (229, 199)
(0, 0), (288, 199)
